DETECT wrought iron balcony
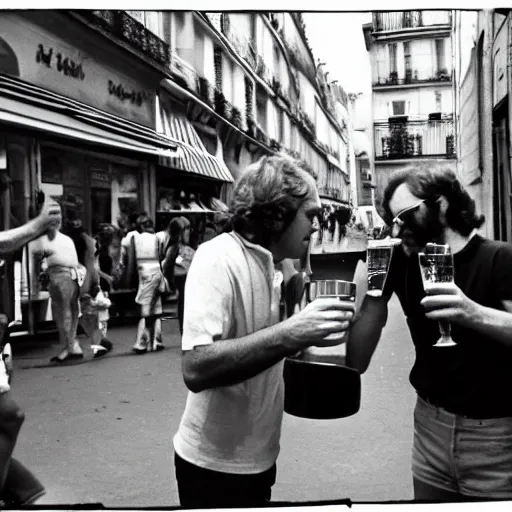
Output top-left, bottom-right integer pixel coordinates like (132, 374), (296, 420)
(374, 69), (451, 87)
(373, 11), (452, 33)
(74, 10), (170, 67)
(374, 118), (455, 160)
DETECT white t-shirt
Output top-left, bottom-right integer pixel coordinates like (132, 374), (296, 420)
(173, 233), (285, 474)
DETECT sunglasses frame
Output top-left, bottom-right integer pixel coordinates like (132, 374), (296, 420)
(391, 199), (426, 230)
(390, 195), (440, 235)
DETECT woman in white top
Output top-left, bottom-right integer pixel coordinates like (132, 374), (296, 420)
(132, 214), (165, 354)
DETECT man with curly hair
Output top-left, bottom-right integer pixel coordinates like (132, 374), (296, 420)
(172, 155), (375, 508)
(350, 162), (512, 502)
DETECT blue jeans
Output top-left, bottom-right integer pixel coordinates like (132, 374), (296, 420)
(412, 395), (512, 500)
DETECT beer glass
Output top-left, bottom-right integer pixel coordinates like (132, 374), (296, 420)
(367, 244), (395, 297)
(418, 243), (457, 347)
(307, 279), (356, 342)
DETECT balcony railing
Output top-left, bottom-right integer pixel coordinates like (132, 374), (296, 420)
(374, 69), (451, 87)
(75, 10), (170, 67)
(374, 118), (455, 160)
(373, 11), (452, 32)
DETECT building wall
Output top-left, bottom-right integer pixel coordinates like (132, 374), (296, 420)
(373, 37), (452, 84)
(372, 87), (453, 119)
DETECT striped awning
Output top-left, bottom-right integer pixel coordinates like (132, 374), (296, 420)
(157, 96), (234, 183)
(0, 74), (178, 155)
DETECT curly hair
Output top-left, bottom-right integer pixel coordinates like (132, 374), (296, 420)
(379, 162), (485, 236)
(229, 154), (316, 247)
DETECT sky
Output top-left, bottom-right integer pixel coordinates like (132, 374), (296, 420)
(302, 12), (373, 96)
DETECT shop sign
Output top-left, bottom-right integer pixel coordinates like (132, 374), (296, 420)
(90, 169), (111, 189)
(493, 21), (508, 107)
(35, 44), (85, 80)
(0, 14), (157, 128)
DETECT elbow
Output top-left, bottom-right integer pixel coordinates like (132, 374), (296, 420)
(182, 356), (206, 394)
(346, 353), (372, 375)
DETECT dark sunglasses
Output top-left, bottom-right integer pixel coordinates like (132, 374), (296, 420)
(391, 196), (439, 234)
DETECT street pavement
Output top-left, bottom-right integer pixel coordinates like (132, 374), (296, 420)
(9, 295), (415, 507)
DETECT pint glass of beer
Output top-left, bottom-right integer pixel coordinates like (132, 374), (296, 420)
(367, 242), (396, 297)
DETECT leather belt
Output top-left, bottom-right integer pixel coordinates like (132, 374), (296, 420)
(417, 392), (511, 420)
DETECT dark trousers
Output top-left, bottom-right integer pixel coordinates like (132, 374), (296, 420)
(174, 452), (276, 508)
(1, 457), (45, 505)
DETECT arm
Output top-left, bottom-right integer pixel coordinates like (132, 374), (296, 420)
(181, 247), (356, 393)
(0, 196), (61, 255)
(421, 243), (512, 349)
(183, 301), (355, 393)
(0, 219), (43, 255)
(422, 287), (512, 348)
(346, 294), (389, 374)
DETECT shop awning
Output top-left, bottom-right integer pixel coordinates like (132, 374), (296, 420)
(157, 96), (234, 183)
(0, 74), (178, 156)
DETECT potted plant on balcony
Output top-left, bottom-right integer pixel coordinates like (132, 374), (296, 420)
(230, 106), (243, 130)
(256, 55), (266, 80)
(246, 113), (256, 137)
(271, 76), (282, 97)
(270, 14), (280, 31)
(270, 138), (281, 152)
(214, 89), (227, 118)
(436, 68), (450, 81)
(389, 71), (398, 85)
(198, 76), (213, 108)
(388, 122), (409, 159)
(446, 134), (455, 157)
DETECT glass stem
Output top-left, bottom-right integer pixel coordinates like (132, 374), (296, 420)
(438, 319), (451, 339)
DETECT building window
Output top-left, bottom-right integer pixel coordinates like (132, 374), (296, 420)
(278, 109), (284, 143)
(435, 91), (442, 111)
(256, 85), (267, 131)
(388, 43), (397, 74)
(127, 11), (162, 37)
(273, 44), (281, 78)
(392, 101), (406, 116)
(404, 41), (412, 82)
(435, 39), (446, 72)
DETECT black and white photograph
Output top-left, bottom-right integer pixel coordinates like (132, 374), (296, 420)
(0, 3), (511, 510)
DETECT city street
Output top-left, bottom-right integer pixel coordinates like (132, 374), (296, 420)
(10, 295), (415, 507)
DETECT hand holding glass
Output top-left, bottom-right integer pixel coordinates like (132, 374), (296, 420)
(418, 243), (457, 347)
(307, 279), (356, 341)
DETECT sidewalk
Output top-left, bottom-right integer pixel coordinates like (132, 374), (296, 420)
(12, 314), (183, 370)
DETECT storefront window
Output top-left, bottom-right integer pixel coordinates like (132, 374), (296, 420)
(40, 147), (142, 235)
(28, 146), (144, 330)
(111, 165), (140, 232)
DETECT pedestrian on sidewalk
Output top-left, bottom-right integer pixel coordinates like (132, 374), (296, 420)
(161, 217), (195, 336)
(173, 155), (360, 508)
(64, 203), (113, 359)
(82, 224), (122, 358)
(131, 213), (165, 354)
(351, 161), (512, 502)
(28, 205), (85, 363)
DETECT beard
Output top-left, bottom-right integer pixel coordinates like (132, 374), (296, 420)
(400, 205), (444, 255)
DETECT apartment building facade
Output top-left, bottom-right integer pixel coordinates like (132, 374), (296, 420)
(0, 10), (356, 331)
(363, 10), (457, 204)
(453, 9), (512, 243)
